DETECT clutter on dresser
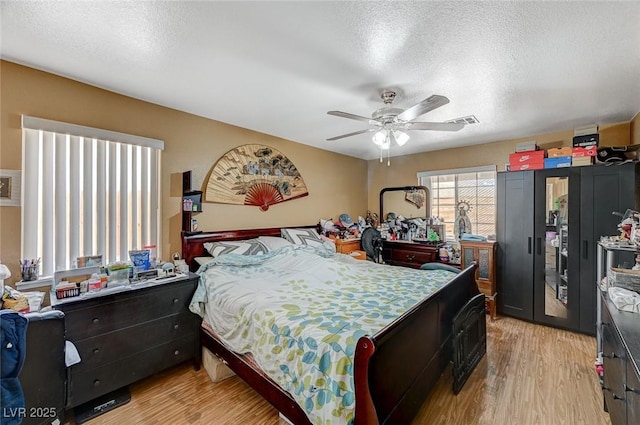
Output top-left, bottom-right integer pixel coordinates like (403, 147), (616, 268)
(0, 262), (9, 296)
(318, 213), (364, 239)
(19, 257), (40, 281)
(610, 208), (640, 246)
(106, 262), (132, 287)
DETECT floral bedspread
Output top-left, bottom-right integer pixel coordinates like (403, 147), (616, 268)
(189, 243), (457, 425)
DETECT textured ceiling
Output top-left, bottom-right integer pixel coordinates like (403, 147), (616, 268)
(1, 1), (639, 160)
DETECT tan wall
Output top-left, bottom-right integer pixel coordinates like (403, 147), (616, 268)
(0, 60), (367, 283)
(632, 111), (640, 145)
(367, 122), (631, 216)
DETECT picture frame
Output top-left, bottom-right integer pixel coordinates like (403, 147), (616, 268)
(0, 169), (21, 207)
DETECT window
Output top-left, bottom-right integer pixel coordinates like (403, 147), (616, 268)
(21, 116), (163, 276)
(418, 166), (496, 241)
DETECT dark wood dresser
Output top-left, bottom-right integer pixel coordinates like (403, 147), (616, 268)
(382, 240), (439, 269)
(53, 273), (201, 409)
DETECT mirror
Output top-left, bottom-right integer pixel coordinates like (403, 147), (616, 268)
(380, 186), (441, 241)
(380, 186), (429, 222)
(544, 176), (568, 318)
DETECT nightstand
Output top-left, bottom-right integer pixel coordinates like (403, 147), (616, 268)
(460, 241), (497, 320)
(335, 238), (361, 255)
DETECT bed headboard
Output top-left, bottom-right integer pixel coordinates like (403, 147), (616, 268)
(181, 225), (319, 272)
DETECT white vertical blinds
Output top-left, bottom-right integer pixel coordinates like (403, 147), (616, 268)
(21, 116), (164, 276)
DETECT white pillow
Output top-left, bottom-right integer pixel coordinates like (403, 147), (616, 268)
(203, 239), (268, 258)
(281, 228), (323, 247)
(257, 236), (293, 251)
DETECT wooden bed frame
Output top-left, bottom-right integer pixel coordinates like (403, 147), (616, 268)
(183, 226), (481, 425)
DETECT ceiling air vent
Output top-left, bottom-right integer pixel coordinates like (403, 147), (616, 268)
(446, 115), (479, 125)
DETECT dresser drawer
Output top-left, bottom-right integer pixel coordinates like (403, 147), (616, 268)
(71, 312), (198, 372)
(477, 280), (494, 295)
(627, 361), (640, 425)
(387, 247), (437, 268)
(61, 281), (196, 340)
(68, 335), (196, 407)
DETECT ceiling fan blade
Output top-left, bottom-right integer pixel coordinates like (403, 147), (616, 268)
(407, 121), (465, 131)
(327, 110), (374, 124)
(397, 95), (450, 122)
(326, 128), (376, 141)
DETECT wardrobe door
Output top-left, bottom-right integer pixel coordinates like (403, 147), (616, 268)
(497, 171), (534, 320)
(533, 168), (580, 331)
(579, 162), (640, 334)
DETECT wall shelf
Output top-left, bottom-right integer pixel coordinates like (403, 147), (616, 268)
(181, 171), (202, 234)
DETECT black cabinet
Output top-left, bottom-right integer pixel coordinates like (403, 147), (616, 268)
(496, 170), (534, 320)
(497, 163), (639, 333)
(579, 164), (640, 333)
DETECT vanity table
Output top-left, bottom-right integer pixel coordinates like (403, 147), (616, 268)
(379, 185), (443, 268)
(381, 240), (439, 269)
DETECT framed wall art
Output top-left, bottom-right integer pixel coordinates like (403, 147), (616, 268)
(0, 169), (21, 207)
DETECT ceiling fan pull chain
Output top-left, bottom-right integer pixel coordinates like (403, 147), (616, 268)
(387, 148), (391, 166)
(380, 146), (383, 163)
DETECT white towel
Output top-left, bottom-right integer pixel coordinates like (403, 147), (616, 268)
(608, 287), (640, 313)
(65, 340), (81, 367)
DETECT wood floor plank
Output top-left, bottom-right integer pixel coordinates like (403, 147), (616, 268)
(68, 317), (611, 425)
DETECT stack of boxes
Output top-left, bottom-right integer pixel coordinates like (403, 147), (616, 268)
(507, 124), (599, 171)
(571, 124), (598, 166)
(508, 141), (544, 170)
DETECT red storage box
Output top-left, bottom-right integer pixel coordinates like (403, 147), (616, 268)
(572, 146), (597, 157)
(509, 150), (545, 171)
(510, 162), (544, 171)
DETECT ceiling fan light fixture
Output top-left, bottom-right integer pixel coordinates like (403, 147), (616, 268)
(394, 130), (409, 146)
(372, 129), (387, 146)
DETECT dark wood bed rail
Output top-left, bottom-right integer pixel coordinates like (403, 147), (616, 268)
(358, 263), (479, 424)
(184, 227), (482, 425)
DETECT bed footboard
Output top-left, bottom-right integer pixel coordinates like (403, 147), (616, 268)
(354, 264), (479, 424)
(452, 293), (487, 394)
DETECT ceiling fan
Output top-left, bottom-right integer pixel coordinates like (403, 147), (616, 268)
(326, 90), (476, 154)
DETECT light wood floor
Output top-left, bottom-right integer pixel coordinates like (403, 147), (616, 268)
(68, 317), (611, 425)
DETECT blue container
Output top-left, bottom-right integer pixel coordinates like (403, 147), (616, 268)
(544, 156), (572, 168)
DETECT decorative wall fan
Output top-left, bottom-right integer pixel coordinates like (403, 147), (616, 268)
(205, 144), (309, 211)
(327, 90), (477, 163)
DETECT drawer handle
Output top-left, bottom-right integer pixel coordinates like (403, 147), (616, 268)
(612, 393), (625, 401)
(172, 298), (179, 304)
(93, 348), (100, 355)
(92, 318), (100, 324)
(626, 386), (640, 394)
(406, 255), (415, 261)
(173, 324), (179, 330)
(174, 350), (180, 356)
(93, 379), (100, 387)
